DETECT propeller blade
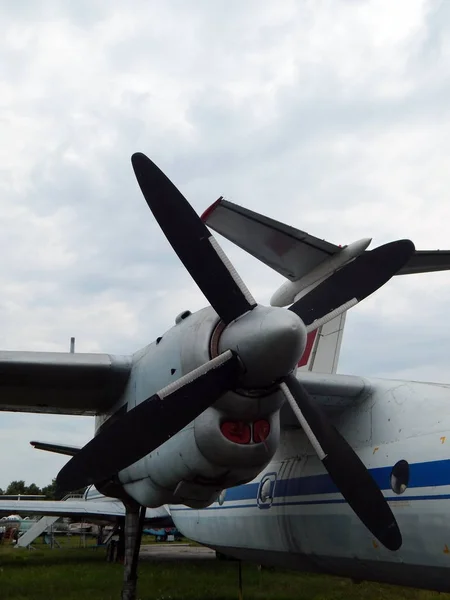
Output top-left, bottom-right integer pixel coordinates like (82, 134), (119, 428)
(281, 375), (402, 551)
(289, 239), (415, 328)
(56, 351), (241, 491)
(131, 153), (256, 324)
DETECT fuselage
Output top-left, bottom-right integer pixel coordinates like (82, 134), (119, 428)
(94, 303), (450, 591)
(171, 376), (450, 592)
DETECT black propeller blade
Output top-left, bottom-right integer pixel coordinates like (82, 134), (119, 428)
(56, 351), (241, 491)
(281, 375), (402, 551)
(131, 153), (256, 325)
(290, 239), (415, 328)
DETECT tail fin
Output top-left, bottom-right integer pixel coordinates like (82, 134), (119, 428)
(297, 312), (346, 374)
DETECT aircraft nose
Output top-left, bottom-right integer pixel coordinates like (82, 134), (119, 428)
(218, 306), (307, 388)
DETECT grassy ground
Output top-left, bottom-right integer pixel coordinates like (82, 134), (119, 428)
(0, 543), (448, 600)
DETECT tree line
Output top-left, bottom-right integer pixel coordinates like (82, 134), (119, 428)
(0, 479), (86, 500)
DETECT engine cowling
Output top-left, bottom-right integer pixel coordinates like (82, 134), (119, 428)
(103, 307), (285, 508)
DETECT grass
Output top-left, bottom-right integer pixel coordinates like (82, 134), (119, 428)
(0, 543), (448, 600)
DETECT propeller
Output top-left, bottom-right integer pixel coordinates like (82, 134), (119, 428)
(56, 350), (241, 491)
(281, 375), (402, 551)
(289, 239), (415, 329)
(131, 152), (256, 325)
(57, 151), (415, 551)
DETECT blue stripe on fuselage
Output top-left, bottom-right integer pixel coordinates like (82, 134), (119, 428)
(170, 493), (450, 512)
(208, 458), (450, 503)
(273, 459), (450, 499)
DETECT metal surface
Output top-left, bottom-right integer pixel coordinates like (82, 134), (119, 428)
(218, 305), (306, 388)
(172, 375), (450, 591)
(397, 249), (450, 275)
(203, 197), (339, 281)
(204, 198), (450, 281)
(56, 351), (240, 490)
(0, 351), (131, 415)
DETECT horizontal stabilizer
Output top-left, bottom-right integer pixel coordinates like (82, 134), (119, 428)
(30, 441), (80, 456)
(397, 250), (450, 275)
(202, 198), (339, 281)
(203, 198), (450, 279)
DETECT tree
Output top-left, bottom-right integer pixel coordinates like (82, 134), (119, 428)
(5, 480), (26, 495)
(25, 483), (42, 496)
(0, 479), (86, 500)
(41, 479), (57, 500)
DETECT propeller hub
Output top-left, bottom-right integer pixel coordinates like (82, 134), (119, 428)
(218, 306), (307, 388)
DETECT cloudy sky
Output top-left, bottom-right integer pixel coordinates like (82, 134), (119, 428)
(0, 0), (449, 489)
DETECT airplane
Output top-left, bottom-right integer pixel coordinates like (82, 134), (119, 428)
(2, 152), (450, 600)
(0, 484), (171, 549)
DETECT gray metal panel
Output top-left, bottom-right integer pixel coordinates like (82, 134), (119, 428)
(204, 199), (340, 281)
(397, 250), (450, 275)
(280, 371), (369, 428)
(0, 352), (131, 415)
(308, 312), (347, 374)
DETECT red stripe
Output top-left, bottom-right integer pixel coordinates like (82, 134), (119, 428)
(298, 329), (318, 367)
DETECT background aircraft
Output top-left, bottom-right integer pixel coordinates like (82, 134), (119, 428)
(1, 153), (450, 599)
(0, 484), (170, 549)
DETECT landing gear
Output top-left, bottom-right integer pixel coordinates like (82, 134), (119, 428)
(238, 560), (243, 600)
(121, 503), (146, 600)
(105, 517), (125, 563)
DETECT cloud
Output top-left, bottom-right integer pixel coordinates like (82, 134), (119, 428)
(0, 0), (449, 487)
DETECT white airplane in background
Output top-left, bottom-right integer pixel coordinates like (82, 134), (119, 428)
(2, 152), (450, 600)
(0, 484), (170, 548)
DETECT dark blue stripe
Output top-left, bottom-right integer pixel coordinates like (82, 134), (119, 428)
(170, 459), (450, 512)
(171, 493), (450, 512)
(273, 459), (450, 500)
(225, 483), (259, 501)
(272, 494), (450, 507)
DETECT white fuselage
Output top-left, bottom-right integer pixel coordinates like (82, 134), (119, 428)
(171, 376), (450, 592)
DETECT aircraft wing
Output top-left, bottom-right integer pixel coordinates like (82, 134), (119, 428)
(0, 499), (171, 524)
(203, 198), (450, 279)
(0, 352), (131, 415)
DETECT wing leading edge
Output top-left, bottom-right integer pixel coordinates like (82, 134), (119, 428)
(203, 198), (450, 279)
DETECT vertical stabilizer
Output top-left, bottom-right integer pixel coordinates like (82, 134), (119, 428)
(297, 312), (346, 374)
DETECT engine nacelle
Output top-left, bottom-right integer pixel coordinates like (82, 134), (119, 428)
(119, 397), (282, 508)
(102, 306), (284, 508)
